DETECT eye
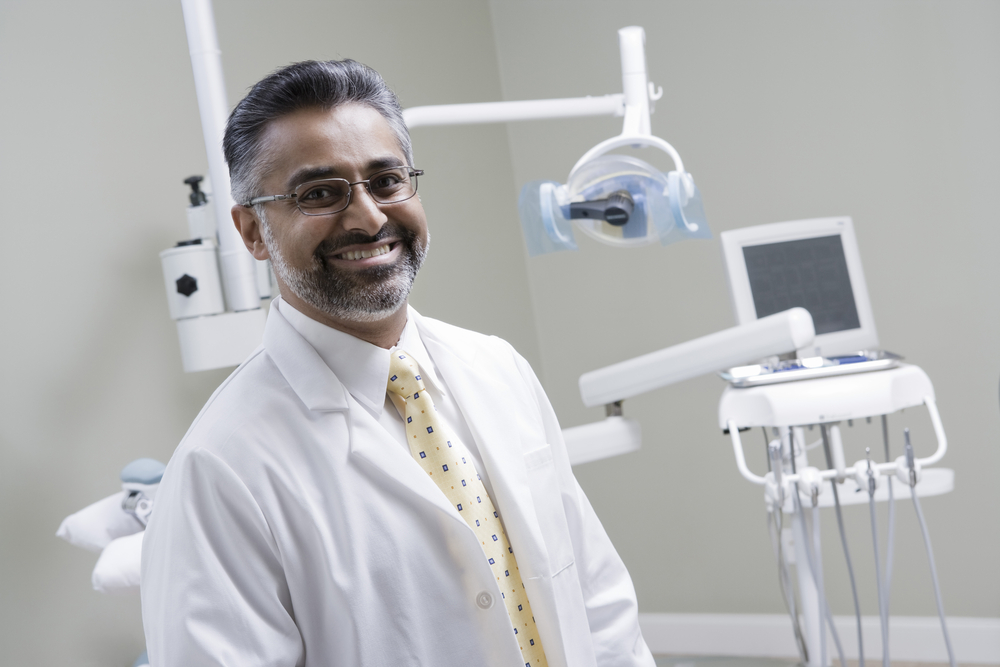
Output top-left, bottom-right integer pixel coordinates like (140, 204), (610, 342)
(298, 181), (348, 208)
(370, 170), (407, 193)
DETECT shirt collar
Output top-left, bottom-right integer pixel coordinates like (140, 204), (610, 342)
(391, 315), (447, 399)
(277, 297), (390, 417)
(276, 298), (446, 418)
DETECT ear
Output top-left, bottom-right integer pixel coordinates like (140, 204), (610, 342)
(232, 205), (271, 261)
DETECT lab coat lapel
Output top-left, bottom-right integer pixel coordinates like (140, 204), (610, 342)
(416, 315), (571, 666)
(347, 403), (464, 522)
(415, 315), (552, 580)
(264, 304), (469, 522)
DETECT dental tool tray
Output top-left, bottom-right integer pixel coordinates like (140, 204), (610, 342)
(720, 350), (902, 388)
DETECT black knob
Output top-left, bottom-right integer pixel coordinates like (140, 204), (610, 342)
(184, 175), (208, 207)
(603, 190), (634, 226)
(176, 274), (198, 297)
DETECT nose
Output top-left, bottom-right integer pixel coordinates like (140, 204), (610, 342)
(340, 182), (388, 235)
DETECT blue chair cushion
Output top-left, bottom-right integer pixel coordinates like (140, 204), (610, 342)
(120, 459), (166, 485)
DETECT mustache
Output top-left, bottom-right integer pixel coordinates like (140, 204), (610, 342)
(316, 223), (415, 257)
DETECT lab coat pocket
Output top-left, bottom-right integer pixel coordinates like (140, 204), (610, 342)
(523, 444), (575, 574)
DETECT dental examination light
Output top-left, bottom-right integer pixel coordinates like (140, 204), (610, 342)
(403, 26), (724, 462)
(158, 0), (273, 373)
(403, 26), (711, 257)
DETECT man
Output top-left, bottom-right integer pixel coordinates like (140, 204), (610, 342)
(141, 59), (655, 667)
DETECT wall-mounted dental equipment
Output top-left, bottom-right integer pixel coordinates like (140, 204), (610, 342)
(404, 26), (711, 256)
(158, 0), (273, 373)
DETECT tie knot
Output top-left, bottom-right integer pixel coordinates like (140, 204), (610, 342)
(387, 350), (426, 399)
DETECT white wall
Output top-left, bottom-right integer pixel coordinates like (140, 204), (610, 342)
(0, 1), (996, 664)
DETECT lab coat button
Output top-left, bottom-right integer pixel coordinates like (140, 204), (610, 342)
(476, 591), (494, 609)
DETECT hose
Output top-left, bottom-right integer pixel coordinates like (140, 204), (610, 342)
(821, 425), (864, 667)
(769, 507), (809, 665)
(789, 433), (845, 667)
(905, 429), (957, 667)
(865, 454), (890, 667)
(881, 415), (896, 622)
(813, 504), (846, 667)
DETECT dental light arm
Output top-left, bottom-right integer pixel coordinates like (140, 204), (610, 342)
(579, 307), (816, 409)
(404, 95), (625, 128)
(560, 308), (812, 466)
(403, 27), (660, 139)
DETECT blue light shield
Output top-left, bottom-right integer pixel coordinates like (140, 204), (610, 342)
(662, 171), (712, 244)
(518, 180), (578, 256)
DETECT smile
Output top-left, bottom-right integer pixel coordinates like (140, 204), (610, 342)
(336, 243), (394, 261)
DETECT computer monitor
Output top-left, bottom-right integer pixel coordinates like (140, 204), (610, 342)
(720, 216), (878, 358)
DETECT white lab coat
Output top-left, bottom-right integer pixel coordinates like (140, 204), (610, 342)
(141, 305), (654, 667)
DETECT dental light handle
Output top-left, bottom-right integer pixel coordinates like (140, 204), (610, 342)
(580, 307), (815, 408)
(181, 0), (260, 313)
(568, 190), (634, 226)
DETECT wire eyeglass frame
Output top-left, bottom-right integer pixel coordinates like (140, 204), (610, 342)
(244, 166), (423, 216)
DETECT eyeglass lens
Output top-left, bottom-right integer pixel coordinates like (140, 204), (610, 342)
(295, 166), (418, 215)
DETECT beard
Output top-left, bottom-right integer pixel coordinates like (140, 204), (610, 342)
(261, 217), (428, 323)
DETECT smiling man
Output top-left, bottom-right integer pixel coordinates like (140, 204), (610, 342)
(140, 60), (655, 667)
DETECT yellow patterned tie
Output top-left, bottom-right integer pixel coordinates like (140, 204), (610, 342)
(387, 350), (548, 667)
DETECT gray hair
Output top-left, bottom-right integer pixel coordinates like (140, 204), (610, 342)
(223, 59), (413, 205)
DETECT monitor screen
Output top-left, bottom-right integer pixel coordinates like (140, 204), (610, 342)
(742, 234), (861, 335)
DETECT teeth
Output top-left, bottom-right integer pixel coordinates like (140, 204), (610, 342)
(340, 244), (391, 260)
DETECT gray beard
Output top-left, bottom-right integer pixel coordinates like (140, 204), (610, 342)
(261, 215), (428, 323)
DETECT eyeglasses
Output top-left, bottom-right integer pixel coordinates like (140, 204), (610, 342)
(245, 166), (424, 216)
